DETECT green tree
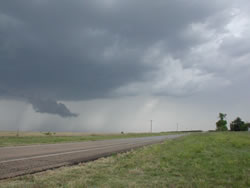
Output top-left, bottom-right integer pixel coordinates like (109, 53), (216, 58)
(230, 117), (247, 131)
(216, 113), (228, 131)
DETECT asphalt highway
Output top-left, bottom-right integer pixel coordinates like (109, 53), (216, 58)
(0, 134), (185, 179)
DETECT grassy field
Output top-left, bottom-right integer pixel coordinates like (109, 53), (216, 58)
(0, 131), (178, 147)
(0, 132), (249, 187)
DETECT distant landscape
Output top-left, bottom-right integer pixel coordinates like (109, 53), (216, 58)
(0, 131), (182, 147)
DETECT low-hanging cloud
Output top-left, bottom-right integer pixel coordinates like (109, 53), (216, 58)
(29, 98), (78, 118)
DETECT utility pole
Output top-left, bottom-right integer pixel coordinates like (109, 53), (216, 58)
(16, 128), (19, 137)
(177, 123), (179, 132)
(150, 120), (153, 133)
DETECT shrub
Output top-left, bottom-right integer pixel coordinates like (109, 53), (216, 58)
(44, 132), (53, 136)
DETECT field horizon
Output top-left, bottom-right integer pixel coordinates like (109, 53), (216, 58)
(0, 130), (189, 147)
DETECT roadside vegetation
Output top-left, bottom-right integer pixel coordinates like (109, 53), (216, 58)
(0, 131), (181, 147)
(1, 132), (249, 187)
(216, 112), (250, 132)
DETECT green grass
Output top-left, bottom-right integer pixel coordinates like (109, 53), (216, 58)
(0, 132), (177, 147)
(0, 132), (249, 187)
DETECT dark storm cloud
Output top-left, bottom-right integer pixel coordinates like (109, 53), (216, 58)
(220, 36), (250, 57)
(29, 98), (78, 117)
(0, 0), (249, 116)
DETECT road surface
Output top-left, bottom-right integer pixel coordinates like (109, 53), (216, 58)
(0, 134), (185, 179)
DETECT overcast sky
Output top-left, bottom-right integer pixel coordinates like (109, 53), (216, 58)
(0, 0), (250, 132)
